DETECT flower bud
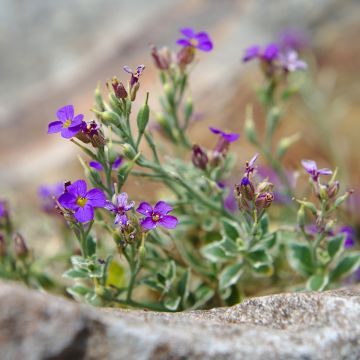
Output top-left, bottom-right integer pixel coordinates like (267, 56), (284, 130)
(137, 97), (150, 134)
(151, 45), (171, 70)
(120, 144), (137, 160)
(319, 184), (328, 201)
(255, 192), (274, 209)
(327, 181), (339, 199)
(130, 82), (140, 101)
(13, 232), (29, 258)
(276, 133), (300, 159)
(334, 190), (353, 209)
(0, 234), (6, 257)
(192, 145), (208, 170)
(184, 97), (193, 122)
(297, 204), (306, 229)
(112, 77), (128, 99)
(94, 84), (105, 112)
(239, 177), (255, 201)
(296, 200), (317, 215)
(257, 181), (274, 193)
(177, 46), (195, 69)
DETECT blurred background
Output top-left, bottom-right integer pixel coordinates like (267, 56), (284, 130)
(1, 0), (360, 246)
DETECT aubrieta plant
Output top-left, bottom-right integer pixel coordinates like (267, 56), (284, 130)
(0, 28), (358, 311)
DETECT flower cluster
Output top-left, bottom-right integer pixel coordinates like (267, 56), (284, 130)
(243, 42), (307, 75)
(234, 154), (274, 214)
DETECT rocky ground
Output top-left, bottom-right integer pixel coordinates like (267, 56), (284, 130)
(1, 281), (360, 359)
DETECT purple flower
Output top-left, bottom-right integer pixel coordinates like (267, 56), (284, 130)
(340, 226), (356, 248)
(38, 183), (64, 213)
(58, 180), (106, 223)
(263, 43), (279, 61)
(301, 160), (332, 182)
(176, 27), (213, 52)
(243, 43), (279, 63)
(89, 157), (123, 172)
(209, 127), (240, 143)
(48, 105), (84, 139)
(123, 65), (145, 88)
(136, 201), (178, 230)
(104, 192), (135, 225)
(279, 50), (307, 72)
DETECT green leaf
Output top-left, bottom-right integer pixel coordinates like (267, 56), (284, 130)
(70, 256), (89, 268)
(86, 234), (97, 257)
(67, 284), (91, 299)
(327, 234), (346, 259)
(330, 253), (360, 282)
(143, 278), (164, 292)
(220, 238), (239, 256)
(252, 263), (274, 277)
(259, 214), (269, 234)
(201, 242), (229, 262)
(306, 274), (328, 291)
(164, 294), (181, 311)
(192, 284), (215, 309)
(248, 249), (271, 265)
(63, 268), (88, 279)
(288, 243), (314, 277)
(177, 269), (190, 304)
(221, 218), (242, 241)
(219, 262), (243, 290)
(261, 233), (277, 249)
(165, 260), (177, 283)
(202, 217), (216, 231)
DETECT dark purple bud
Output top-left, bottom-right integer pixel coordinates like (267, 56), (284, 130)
(13, 232), (29, 258)
(192, 144), (208, 170)
(76, 121), (106, 148)
(151, 45), (171, 70)
(245, 154), (258, 176)
(0, 233), (6, 257)
(177, 46), (195, 69)
(255, 192), (274, 209)
(239, 177), (255, 201)
(112, 77), (128, 99)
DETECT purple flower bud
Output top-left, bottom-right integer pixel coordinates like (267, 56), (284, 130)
(176, 46), (195, 69)
(13, 232), (29, 258)
(255, 192), (274, 210)
(245, 154), (258, 176)
(239, 177), (255, 201)
(76, 120), (105, 148)
(327, 181), (340, 199)
(112, 77), (128, 99)
(151, 45), (171, 70)
(192, 144), (208, 170)
(124, 65), (145, 88)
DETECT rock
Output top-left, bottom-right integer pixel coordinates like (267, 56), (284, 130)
(1, 281), (360, 359)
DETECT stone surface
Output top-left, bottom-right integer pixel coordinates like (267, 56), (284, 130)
(2, 282), (360, 359)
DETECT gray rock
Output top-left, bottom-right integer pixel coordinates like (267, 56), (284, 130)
(1, 281), (360, 359)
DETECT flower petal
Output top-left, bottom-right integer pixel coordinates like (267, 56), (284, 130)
(48, 121), (63, 134)
(67, 180), (87, 198)
(136, 202), (153, 216)
(140, 217), (157, 230)
(74, 204), (94, 223)
(197, 40), (213, 52)
(89, 161), (103, 171)
(263, 43), (279, 61)
(86, 188), (106, 208)
(104, 200), (116, 212)
(116, 192), (128, 208)
(209, 127), (223, 135)
(115, 214), (128, 225)
(124, 200), (135, 211)
(123, 65), (133, 74)
(57, 105), (74, 122)
(318, 168), (332, 176)
(176, 39), (192, 47)
(180, 27), (196, 38)
(243, 45), (260, 62)
(154, 201), (173, 215)
(60, 126), (80, 139)
(58, 192), (77, 210)
(222, 132), (240, 143)
(158, 215), (178, 229)
(112, 157), (123, 169)
(71, 114), (84, 126)
(301, 159), (317, 173)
